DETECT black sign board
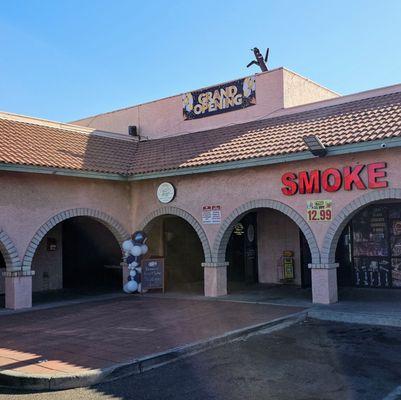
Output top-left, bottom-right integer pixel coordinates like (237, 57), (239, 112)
(141, 258), (164, 292)
(182, 77), (256, 120)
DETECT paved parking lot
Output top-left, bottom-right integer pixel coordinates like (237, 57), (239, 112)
(1, 319), (401, 399)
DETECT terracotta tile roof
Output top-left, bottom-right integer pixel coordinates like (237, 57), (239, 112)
(2, 89), (401, 178)
(130, 90), (401, 175)
(0, 117), (137, 174)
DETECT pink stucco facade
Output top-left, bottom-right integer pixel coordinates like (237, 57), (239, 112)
(2, 68), (401, 309)
(72, 68), (338, 139)
(131, 148), (396, 252)
(1, 147), (399, 308)
(1, 145), (400, 309)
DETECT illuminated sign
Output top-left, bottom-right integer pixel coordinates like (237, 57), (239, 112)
(182, 77), (256, 120)
(281, 162), (388, 196)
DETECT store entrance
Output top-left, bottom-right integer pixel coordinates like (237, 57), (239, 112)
(226, 213), (258, 288)
(145, 215), (204, 293)
(336, 203), (401, 289)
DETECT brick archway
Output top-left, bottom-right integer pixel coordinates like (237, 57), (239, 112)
(138, 206), (212, 263)
(0, 230), (21, 271)
(321, 188), (401, 264)
(212, 199), (320, 264)
(22, 208), (130, 270)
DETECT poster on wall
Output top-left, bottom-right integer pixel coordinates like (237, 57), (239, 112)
(306, 200), (332, 221)
(352, 206), (388, 257)
(182, 77), (256, 120)
(202, 205), (221, 224)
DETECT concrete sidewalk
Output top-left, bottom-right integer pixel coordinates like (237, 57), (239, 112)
(0, 296), (305, 390)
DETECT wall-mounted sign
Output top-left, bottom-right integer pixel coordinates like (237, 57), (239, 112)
(182, 76), (256, 120)
(281, 162), (388, 196)
(157, 182), (175, 203)
(202, 205), (221, 224)
(307, 200), (332, 221)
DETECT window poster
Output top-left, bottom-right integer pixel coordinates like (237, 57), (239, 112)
(352, 206), (390, 288)
(391, 258), (401, 287)
(351, 204), (401, 288)
(352, 206), (388, 257)
(353, 257), (391, 288)
(391, 219), (401, 286)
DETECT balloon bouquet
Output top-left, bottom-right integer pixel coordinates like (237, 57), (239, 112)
(122, 231), (148, 293)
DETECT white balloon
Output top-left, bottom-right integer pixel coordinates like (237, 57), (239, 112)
(135, 266), (142, 274)
(123, 283), (131, 293)
(122, 240), (134, 252)
(141, 244), (149, 255)
(129, 269), (137, 277)
(131, 245), (142, 257)
(131, 261), (139, 268)
(126, 280), (138, 293)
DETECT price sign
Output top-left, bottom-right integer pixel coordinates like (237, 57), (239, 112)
(307, 200), (332, 221)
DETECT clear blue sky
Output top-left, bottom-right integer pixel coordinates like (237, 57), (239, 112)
(1, 0), (401, 122)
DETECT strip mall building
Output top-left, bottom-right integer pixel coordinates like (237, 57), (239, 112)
(1, 67), (401, 309)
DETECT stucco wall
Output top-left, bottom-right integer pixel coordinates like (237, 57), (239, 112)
(131, 148), (399, 264)
(257, 209), (301, 285)
(283, 69), (338, 108)
(0, 171), (131, 269)
(0, 146), (399, 295)
(32, 224), (62, 292)
(73, 68), (337, 139)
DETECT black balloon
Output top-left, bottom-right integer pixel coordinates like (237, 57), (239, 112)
(127, 255), (136, 265)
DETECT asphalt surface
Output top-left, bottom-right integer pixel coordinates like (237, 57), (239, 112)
(1, 319), (401, 400)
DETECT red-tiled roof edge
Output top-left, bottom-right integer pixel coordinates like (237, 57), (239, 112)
(0, 111), (135, 142)
(2, 81), (401, 179)
(133, 83), (401, 147)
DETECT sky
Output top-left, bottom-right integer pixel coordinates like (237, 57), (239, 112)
(1, 0), (401, 122)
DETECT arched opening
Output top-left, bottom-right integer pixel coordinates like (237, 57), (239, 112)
(31, 216), (123, 302)
(144, 215), (205, 293)
(221, 207), (314, 299)
(335, 200), (401, 291)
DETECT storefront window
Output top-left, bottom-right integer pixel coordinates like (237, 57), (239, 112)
(349, 204), (401, 288)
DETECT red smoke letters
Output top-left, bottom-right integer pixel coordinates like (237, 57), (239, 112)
(281, 162), (388, 196)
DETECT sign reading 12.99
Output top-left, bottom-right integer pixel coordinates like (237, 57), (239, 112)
(307, 200), (332, 221)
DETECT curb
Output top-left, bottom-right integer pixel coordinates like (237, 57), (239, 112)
(307, 309), (401, 328)
(0, 310), (307, 391)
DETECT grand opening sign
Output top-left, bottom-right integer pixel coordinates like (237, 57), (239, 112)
(182, 76), (256, 120)
(281, 162), (388, 196)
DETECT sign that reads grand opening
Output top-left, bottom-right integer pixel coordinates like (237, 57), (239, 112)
(182, 77), (256, 120)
